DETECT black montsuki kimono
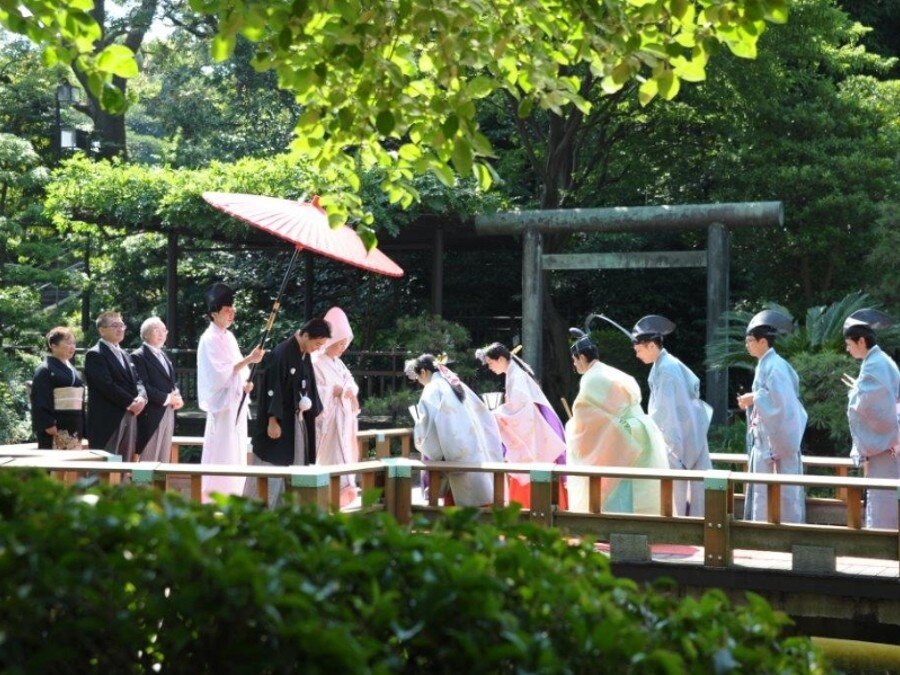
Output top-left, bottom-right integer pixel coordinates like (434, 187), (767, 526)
(252, 335), (323, 466)
(30, 357), (85, 449)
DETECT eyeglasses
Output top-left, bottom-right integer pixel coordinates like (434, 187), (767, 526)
(103, 322), (126, 329)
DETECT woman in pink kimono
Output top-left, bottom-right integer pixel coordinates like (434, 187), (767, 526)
(313, 307), (360, 507)
(475, 343), (568, 509)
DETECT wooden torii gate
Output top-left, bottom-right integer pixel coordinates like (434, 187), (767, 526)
(474, 202), (783, 423)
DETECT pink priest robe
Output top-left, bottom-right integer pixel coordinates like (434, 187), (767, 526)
(313, 307), (360, 508)
(565, 360), (669, 514)
(493, 360), (568, 509)
(197, 322), (249, 502)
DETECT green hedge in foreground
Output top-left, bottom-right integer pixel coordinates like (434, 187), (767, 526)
(0, 472), (828, 673)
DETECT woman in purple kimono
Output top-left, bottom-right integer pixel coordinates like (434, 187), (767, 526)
(475, 343), (568, 509)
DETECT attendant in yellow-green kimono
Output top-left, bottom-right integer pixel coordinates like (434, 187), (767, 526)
(565, 329), (669, 514)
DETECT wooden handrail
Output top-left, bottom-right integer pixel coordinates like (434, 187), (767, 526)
(3, 455), (897, 575)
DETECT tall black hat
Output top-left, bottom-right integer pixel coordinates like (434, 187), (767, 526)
(746, 309), (794, 337)
(568, 327), (595, 357)
(205, 282), (235, 313)
(631, 315), (676, 343)
(842, 308), (893, 336)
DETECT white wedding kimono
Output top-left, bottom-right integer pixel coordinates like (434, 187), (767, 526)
(648, 349), (713, 517)
(197, 322), (249, 502)
(414, 373), (504, 506)
(848, 345), (900, 529)
(744, 348), (806, 523)
(313, 353), (360, 506)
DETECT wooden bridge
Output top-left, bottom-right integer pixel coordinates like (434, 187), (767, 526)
(2, 430), (898, 644)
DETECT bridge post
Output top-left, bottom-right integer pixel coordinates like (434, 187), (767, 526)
(530, 468), (554, 527)
(374, 433), (391, 459)
(290, 469), (331, 510)
(703, 471), (731, 567)
(131, 463), (165, 492)
(383, 459), (412, 525)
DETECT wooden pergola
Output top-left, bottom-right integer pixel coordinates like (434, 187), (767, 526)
(475, 202), (784, 423)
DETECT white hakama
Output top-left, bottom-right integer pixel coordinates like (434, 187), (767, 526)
(648, 350), (713, 516)
(744, 349), (807, 523)
(848, 346), (900, 529)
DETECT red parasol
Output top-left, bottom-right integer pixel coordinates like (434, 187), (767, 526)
(201, 191), (404, 421)
(202, 192), (403, 277)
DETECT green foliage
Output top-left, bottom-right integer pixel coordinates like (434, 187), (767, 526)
(0, 351), (32, 443)
(0, 472), (830, 672)
(4, 0), (790, 222)
(0, 132), (80, 352)
(708, 418), (749, 454)
(0, 39), (65, 165)
(362, 313), (477, 424)
(360, 387), (421, 426)
(45, 153), (502, 243)
(127, 33), (302, 168)
(791, 351), (855, 451)
(0, 132), (47, 216)
(866, 199), (900, 311)
(576, 0), (898, 313)
(0, 1), (137, 113)
(388, 312), (473, 364)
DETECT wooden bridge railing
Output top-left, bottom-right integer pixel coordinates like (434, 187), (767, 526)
(2, 443), (897, 575)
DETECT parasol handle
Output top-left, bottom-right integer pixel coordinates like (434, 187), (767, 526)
(560, 397), (573, 420)
(235, 247), (302, 425)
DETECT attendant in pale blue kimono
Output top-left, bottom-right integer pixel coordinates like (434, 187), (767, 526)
(407, 354), (504, 507)
(843, 309), (900, 530)
(737, 310), (807, 523)
(631, 315), (713, 517)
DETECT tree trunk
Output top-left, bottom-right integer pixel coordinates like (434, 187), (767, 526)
(81, 77), (129, 160)
(71, 0), (157, 160)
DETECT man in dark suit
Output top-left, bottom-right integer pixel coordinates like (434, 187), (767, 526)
(132, 317), (184, 462)
(84, 310), (147, 459)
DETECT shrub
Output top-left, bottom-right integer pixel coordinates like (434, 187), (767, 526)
(708, 418), (748, 455)
(360, 387), (420, 426)
(387, 312), (473, 373)
(363, 312), (483, 425)
(791, 351), (855, 454)
(0, 472), (830, 673)
(0, 351), (34, 444)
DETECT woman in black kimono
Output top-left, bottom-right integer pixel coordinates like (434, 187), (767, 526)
(30, 326), (85, 449)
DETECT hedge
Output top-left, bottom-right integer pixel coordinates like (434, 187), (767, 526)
(0, 471), (829, 673)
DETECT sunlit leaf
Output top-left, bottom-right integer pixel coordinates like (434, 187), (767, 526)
(97, 45), (139, 78)
(638, 78), (658, 106)
(211, 34), (236, 61)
